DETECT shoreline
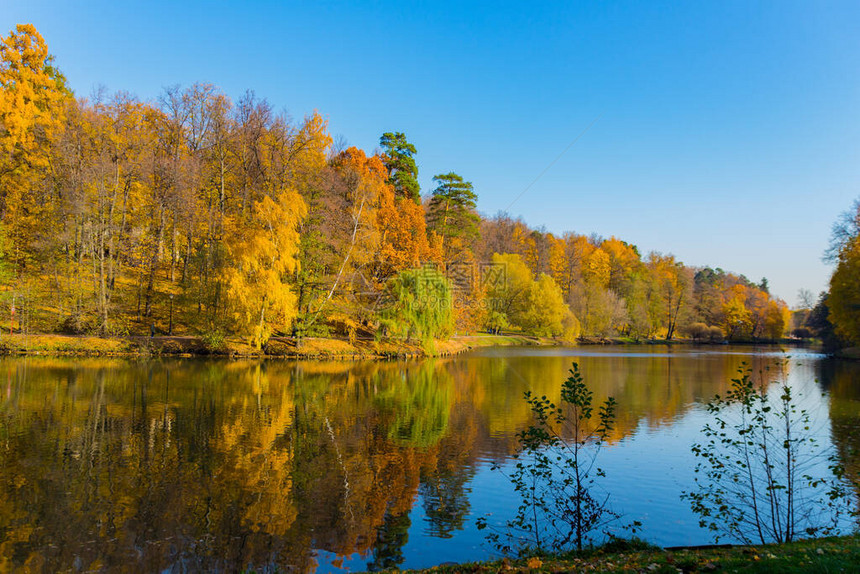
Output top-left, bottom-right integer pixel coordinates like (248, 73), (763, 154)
(399, 534), (860, 573)
(0, 332), (558, 360)
(0, 332), (814, 360)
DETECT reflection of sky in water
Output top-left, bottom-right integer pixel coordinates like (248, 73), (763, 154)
(317, 348), (856, 572)
(0, 348), (856, 573)
(472, 345), (826, 360)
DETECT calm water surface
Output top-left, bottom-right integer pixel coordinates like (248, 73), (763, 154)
(0, 345), (857, 571)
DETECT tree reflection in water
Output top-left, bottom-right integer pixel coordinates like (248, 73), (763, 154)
(0, 348), (854, 571)
(818, 357), (860, 515)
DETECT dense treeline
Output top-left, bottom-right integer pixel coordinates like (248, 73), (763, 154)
(0, 25), (789, 347)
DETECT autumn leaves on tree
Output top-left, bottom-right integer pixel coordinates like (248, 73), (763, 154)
(0, 24), (792, 348)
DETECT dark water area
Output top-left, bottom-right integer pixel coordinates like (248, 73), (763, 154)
(0, 346), (857, 572)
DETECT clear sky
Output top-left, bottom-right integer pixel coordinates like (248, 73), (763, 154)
(3, 0), (859, 305)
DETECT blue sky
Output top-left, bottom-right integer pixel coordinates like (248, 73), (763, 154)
(3, 0), (859, 304)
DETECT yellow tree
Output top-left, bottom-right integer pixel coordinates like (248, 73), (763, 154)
(0, 24), (69, 266)
(601, 236), (640, 295)
(582, 245), (610, 288)
(284, 111), (332, 193)
(552, 232), (587, 298)
(0, 24), (67, 173)
(547, 234), (568, 290)
(331, 148), (387, 268)
(485, 252), (577, 337)
(521, 273), (578, 338)
(744, 286), (770, 338)
(647, 252), (692, 339)
(304, 146), (388, 329)
(256, 109), (333, 333)
(510, 221), (543, 273)
(763, 298), (790, 340)
(53, 95), (152, 333)
(222, 189), (306, 348)
(520, 231), (540, 273)
(828, 239), (860, 344)
(722, 284), (752, 340)
(485, 252), (533, 329)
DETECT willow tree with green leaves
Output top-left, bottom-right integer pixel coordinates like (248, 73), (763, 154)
(380, 266), (453, 344)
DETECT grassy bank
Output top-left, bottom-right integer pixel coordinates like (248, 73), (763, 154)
(0, 332), (561, 359)
(407, 535), (860, 573)
(0, 332), (809, 359)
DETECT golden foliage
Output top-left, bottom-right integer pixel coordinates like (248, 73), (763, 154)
(0, 24), (70, 263)
(377, 194), (440, 278)
(223, 190), (307, 348)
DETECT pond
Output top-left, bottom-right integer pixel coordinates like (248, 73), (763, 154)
(0, 346), (857, 571)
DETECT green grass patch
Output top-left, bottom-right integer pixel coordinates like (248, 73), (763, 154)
(402, 535), (860, 573)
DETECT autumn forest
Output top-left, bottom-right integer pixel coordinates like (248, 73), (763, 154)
(0, 24), (801, 350)
(4, 12), (860, 573)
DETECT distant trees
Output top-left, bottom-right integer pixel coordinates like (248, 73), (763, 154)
(570, 283), (627, 338)
(485, 253), (536, 331)
(647, 253), (693, 340)
(689, 267), (788, 342)
(803, 292), (837, 346)
(485, 253), (577, 339)
(685, 322), (709, 341)
(522, 273), (578, 338)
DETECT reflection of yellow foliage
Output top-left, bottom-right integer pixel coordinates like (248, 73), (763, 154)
(467, 350), (786, 444)
(0, 351), (812, 570)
